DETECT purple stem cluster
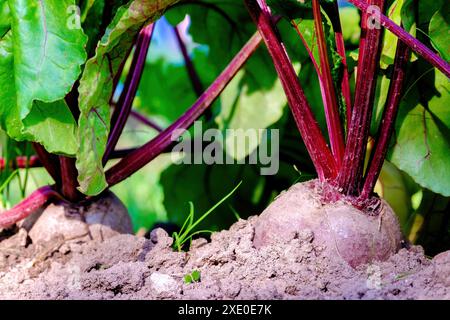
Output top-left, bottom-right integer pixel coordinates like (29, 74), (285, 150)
(244, 0), (449, 206)
(336, 0), (386, 196)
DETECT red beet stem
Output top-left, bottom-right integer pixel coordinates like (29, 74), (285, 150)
(244, 0), (338, 181)
(32, 143), (61, 185)
(312, 0), (345, 168)
(59, 157), (82, 202)
(360, 40), (410, 200)
(173, 25), (204, 97)
(0, 186), (61, 229)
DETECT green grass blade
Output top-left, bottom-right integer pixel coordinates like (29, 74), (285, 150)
(185, 181), (242, 235)
(0, 170), (18, 194)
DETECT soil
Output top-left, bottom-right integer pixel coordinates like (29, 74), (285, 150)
(0, 184), (448, 300)
(0, 217), (448, 299)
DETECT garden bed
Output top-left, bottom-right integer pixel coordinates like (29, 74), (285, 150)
(0, 213), (448, 300)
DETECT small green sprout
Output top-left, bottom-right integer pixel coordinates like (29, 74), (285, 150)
(184, 270), (201, 284)
(172, 181), (242, 252)
(229, 205), (241, 221)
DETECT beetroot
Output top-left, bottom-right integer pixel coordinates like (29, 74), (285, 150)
(26, 191), (132, 244)
(253, 181), (402, 268)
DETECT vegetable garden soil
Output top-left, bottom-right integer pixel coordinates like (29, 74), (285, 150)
(0, 216), (448, 300)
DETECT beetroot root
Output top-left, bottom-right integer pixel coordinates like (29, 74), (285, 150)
(27, 191), (133, 244)
(253, 180), (403, 268)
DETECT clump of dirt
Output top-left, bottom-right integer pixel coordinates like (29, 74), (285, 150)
(0, 216), (448, 299)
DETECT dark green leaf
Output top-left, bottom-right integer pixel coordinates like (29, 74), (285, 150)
(266, 0), (313, 20)
(429, 2), (450, 61)
(0, 1), (10, 38)
(81, 0), (105, 56)
(401, 0), (444, 34)
(137, 52), (210, 124)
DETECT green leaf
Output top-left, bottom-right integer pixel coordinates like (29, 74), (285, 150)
(184, 270), (200, 284)
(81, 0), (105, 56)
(137, 53), (210, 124)
(389, 70), (450, 197)
(191, 270), (200, 282)
(374, 161), (413, 232)
(429, 2), (450, 61)
(76, 0), (180, 196)
(289, 18), (320, 71)
(266, 0), (313, 20)
(381, 0), (405, 68)
(216, 70), (286, 160)
(0, 0), (86, 155)
(81, 0), (129, 57)
(400, 0), (415, 34)
(80, 0), (96, 22)
(23, 100), (78, 155)
(165, 1), (252, 78)
(401, 0), (444, 33)
(417, 0), (445, 24)
(183, 274), (193, 284)
(0, 1), (10, 38)
(339, 6), (360, 45)
(371, 75), (391, 135)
